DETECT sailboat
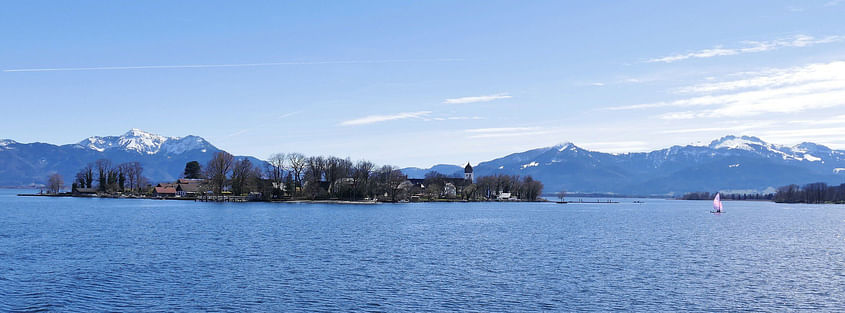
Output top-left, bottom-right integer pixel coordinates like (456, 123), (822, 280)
(711, 193), (723, 214)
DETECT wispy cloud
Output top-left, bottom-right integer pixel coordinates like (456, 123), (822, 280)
(787, 114), (845, 125)
(443, 94), (511, 104)
(647, 34), (844, 63)
(464, 127), (549, 139)
(340, 111), (432, 126)
(609, 61), (845, 119)
(2, 58), (463, 72)
(278, 111), (302, 119)
(658, 121), (776, 134)
(825, 0), (844, 6)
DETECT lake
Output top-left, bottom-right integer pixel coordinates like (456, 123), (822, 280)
(2, 189), (845, 312)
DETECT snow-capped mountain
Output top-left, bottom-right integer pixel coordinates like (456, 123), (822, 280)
(77, 129), (212, 155)
(0, 130), (264, 186)
(404, 135), (845, 196)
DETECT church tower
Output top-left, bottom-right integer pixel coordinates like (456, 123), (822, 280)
(464, 162), (474, 183)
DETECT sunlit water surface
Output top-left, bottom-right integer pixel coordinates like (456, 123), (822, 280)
(2, 189), (845, 312)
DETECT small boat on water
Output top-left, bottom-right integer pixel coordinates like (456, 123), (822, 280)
(711, 193), (723, 214)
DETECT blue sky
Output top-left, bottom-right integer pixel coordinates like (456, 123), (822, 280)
(3, 1), (845, 167)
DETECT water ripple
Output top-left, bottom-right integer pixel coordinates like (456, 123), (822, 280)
(2, 192), (845, 311)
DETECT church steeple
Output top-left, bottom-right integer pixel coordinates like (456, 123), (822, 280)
(464, 162), (474, 183)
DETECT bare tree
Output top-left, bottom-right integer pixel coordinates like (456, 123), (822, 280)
(557, 189), (567, 202)
(353, 160), (375, 198)
(47, 173), (64, 194)
(75, 163), (94, 189)
(126, 162), (144, 193)
(287, 153), (306, 195)
(377, 165), (407, 202)
(231, 158), (254, 196)
(95, 159), (112, 192)
(205, 151), (234, 195)
(266, 153), (286, 189)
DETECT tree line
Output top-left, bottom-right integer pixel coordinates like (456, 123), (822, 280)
(55, 151), (545, 202)
(680, 191), (774, 201)
(413, 172), (544, 201)
(71, 160), (148, 194)
(773, 182), (845, 204)
(200, 151), (408, 201)
(200, 152), (545, 201)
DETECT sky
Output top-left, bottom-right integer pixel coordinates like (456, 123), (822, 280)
(2, 1), (845, 167)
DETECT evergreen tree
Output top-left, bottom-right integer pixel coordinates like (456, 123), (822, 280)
(183, 161), (203, 179)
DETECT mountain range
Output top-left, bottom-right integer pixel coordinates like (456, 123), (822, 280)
(403, 136), (845, 196)
(3, 131), (844, 195)
(0, 129), (262, 187)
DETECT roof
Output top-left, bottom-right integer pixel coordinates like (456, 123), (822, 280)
(74, 187), (97, 193)
(154, 186), (177, 194)
(177, 183), (201, 193)
(178, 178), (204, 184)
(464, 163), (473, 173)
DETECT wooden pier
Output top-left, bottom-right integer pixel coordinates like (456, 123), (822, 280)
(196, 195), (249, 202)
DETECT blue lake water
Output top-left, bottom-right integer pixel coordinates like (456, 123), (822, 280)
(2, 189), (845, 312)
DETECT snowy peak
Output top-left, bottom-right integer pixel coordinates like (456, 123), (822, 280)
(0, 139), (17, 150)
(708, 135), (768, 150)
(77, 129), (213, 155)
(702, 135), (837, 163)
(793, 142), (831, 154)
(161, 135), (212, 154)
(554, 142), (575, 152)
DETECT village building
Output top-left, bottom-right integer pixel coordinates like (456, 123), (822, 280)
(176, 182), (201, 197)
(404, 162), (475, 199)
(464, 162), (474, 183)
(153, 186), (177, 197)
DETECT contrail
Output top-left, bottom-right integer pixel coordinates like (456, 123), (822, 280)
(2, 58), (463, 72)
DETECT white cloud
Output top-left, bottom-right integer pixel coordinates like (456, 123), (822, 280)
(647, 34), (844, 63)
(609, 61), (845, 119)
(340, 111), (432, 126)
(590, 82), (605, 86)
(443, 94), (512, 104)
(677, 61), (845, 93)
(787, 114), (845, 125)
(658, 121), (776, 134)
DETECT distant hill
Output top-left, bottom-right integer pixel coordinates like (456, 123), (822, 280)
(6, 132), (845, 195)
(0, 129), (265, 186)
(401, 164), (464, 178)
(405, 136), (845, 196)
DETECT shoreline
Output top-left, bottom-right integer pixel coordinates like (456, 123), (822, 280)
(14, 193), (548, 204)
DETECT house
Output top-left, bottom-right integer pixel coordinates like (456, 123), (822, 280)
(497, 192), (513, 200)
(444, 183), (457, 198)
(404, 164), (475, 199)
(154, 186), (177, 197)
(156, 183), (177, 189)
(176, 183), (201, 197)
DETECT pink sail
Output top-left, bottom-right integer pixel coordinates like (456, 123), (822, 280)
(713, 193), (723, 213)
